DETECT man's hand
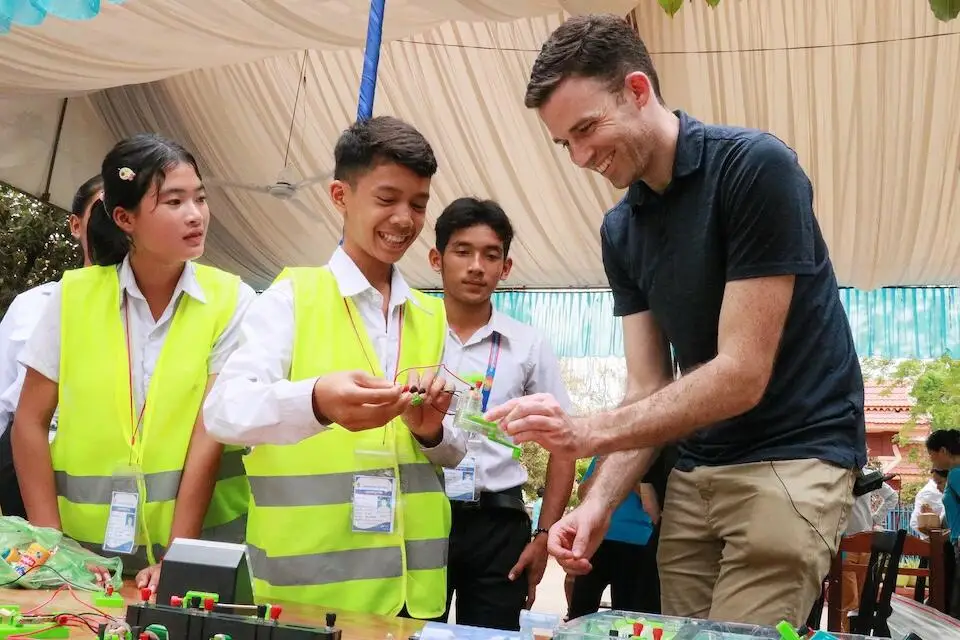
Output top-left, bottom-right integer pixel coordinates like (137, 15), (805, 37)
(547, 499), (611, 575)
(508, 535), (549, 608)
(484, 393), (592, 458)
(136, 563), (161, 591)
(400, 368), (453, 446)
(313, 371), (408, 431)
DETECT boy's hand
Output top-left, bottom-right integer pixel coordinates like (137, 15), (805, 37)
(401, 368), (452, 446)
(313, 371), (408, 431)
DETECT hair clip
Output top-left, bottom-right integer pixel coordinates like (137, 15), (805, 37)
(118, 167), (136, 181)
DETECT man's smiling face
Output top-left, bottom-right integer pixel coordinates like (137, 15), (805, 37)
(537, 73), (659, 190)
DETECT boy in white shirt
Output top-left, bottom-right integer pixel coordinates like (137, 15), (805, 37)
(0, 174), (101, 517)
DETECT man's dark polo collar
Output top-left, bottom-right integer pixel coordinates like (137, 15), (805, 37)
(626, 110), (705, 205)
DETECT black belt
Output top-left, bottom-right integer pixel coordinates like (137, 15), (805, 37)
(451, 486), (527, 513)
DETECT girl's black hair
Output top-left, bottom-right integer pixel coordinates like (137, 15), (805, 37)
(926, 429), (960, 455)
(70, 174), (103, 217)
(87, 133), (201, 266)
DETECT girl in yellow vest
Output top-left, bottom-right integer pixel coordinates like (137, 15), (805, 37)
(204, 116), (465, 619)
(12, 133), (255, 591)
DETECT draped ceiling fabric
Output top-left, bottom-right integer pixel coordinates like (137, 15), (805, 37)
(0, 0), (958, 291)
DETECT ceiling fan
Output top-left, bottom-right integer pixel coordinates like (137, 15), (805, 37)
(205, 165), (330, 206)
(204, 50), (331, 217)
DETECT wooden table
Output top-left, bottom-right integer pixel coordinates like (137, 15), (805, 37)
(0, 582), (426, 639)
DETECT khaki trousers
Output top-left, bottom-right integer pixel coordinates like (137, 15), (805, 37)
(658, 459), (855, 627)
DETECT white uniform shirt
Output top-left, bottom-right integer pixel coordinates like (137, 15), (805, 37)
(203, 247), (465, 468)
(19, 257), (256, 422)
(910, 478), (945, 540)
(0, 281), (58, 436)
(442, 311), (571, 493)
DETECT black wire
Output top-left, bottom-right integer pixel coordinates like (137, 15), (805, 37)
(770, 461), (834, 554)
(396, 29), (960, 56)
(0, 562), (111, 590)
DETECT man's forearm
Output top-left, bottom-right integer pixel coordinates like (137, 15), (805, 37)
(539, 455), (575, 529)
(12, 422), (60, 528)
(588, 355), (759, 455)
(586, 448), (659, 515)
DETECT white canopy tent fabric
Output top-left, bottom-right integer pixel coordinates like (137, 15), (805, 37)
(0, 0), (958, 291)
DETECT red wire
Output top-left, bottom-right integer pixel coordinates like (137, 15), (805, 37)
(22, 585), (66, 614)
(393, 364), (473, 388)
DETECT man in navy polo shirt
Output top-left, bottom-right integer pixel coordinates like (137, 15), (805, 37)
(486, 13), (866, 627)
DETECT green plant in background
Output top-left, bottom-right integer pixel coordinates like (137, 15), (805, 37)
(655, 0), (960, 21)
(898, 479), (925, 507)
(862, 355), (960, 438)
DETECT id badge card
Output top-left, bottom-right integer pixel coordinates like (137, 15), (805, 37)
(351, 474), (397, 534)
(102, 464), (142, 555)
(444, 455), (478, 502)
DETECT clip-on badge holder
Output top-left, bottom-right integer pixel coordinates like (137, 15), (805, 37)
(452, 381), (522, 460)
(352, 436), (399, 535)
(102, 464), (144, 556)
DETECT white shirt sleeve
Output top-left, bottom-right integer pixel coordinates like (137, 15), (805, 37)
(203, 280), (328, 446)
(18, 282), (63, 384)
(208, 282), (257, 375)
(526, 334), (572, 413)
(0, 295), (27, 432)
(415, 343), (467, 469)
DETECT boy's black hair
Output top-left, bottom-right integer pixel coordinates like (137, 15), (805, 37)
(334, 116), (437, 183)
(435, 197), (514, 256)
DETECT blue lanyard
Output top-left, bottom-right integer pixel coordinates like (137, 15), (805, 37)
(480, 333), (502, 413)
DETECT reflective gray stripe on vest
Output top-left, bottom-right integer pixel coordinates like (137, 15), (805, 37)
(55, 448), (245, 505)
(248, 463), (442, 508)
(247, 537), (447, 587)
(55, 470), (181, 504)
(200, 514), (247, 545)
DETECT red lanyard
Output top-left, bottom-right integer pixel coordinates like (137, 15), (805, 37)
(124, 294), (147, 451)
(343, 298), (404, 380)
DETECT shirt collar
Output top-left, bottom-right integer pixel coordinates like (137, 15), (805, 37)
(627, 110), (705, 206)
(117, 255), (206, 306)
(451, 309), (514, 347)
(327, 246), (422, 311)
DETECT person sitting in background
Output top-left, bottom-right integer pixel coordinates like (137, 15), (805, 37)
(566, 455), (660, 620)
(911, 468), (946, 539)
(911, 468), (949, 609)
(926, 430), (960, 618)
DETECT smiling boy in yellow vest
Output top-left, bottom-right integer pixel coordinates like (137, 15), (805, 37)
(204, 116), (466, 620)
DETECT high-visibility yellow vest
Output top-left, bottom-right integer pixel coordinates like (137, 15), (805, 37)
(242, 267), (450, 618)
(54, 263), (250, 571)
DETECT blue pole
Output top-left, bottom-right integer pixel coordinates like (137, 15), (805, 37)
(356, 0), (386, 121)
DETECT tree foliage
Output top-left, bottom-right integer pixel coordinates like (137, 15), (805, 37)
(0, 184), (80, 316)
(658, 0), (959, 22)
(861, 355), (960, 438)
